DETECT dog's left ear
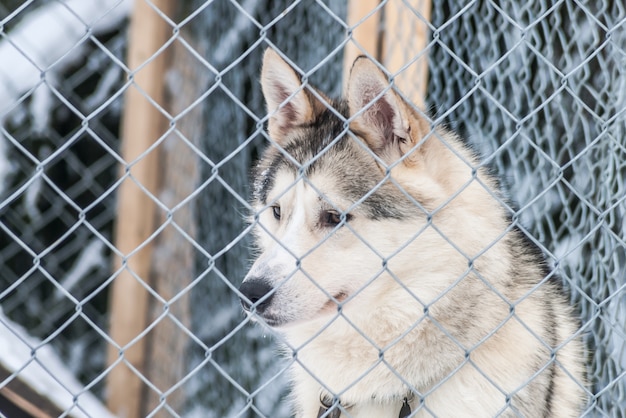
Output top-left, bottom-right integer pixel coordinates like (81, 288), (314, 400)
(347, 57), (430, 166)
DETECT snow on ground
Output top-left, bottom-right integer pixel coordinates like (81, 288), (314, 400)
(0, 309), (115, 418)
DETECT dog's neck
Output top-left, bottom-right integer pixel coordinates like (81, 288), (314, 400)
(317, 393), (412, 418)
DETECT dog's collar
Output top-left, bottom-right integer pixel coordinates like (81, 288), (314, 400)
(317, 393), (412, 418)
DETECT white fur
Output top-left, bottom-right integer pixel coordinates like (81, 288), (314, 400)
(241, 49), (586, 417)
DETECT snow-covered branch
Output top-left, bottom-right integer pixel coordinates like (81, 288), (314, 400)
(0, 0), (132, 117)
(0, 0), (132, 195)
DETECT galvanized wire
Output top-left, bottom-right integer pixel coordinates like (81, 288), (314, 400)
(0, 0), (624, 417)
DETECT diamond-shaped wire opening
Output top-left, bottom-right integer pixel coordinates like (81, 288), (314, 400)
(1, 1), (624, 417)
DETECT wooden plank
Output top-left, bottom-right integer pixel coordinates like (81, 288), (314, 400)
(381, 0), (432, 109)
(106, 1), (174, 417)
(0, 365), (63, 418)
(0, 387), (53, 418)
(343, 0), (383, 82)
(142, 36), (202, 416)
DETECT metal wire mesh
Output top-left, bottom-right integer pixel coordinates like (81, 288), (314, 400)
(0, 0), (624, 417)
(426, 2), (626, 415)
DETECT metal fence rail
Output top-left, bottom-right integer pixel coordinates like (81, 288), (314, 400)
(0, 0), (624, 417)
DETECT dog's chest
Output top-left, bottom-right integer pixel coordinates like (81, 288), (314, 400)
(315, 395), (412, 418)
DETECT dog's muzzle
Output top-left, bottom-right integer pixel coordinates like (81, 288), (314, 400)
(239, 279), (274, 315)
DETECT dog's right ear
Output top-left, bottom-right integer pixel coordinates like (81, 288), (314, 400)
(261, 48), (326, 145)
(347, 56), (430, 167)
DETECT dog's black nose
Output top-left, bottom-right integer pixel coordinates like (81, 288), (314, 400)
(239, 280), (274, 314)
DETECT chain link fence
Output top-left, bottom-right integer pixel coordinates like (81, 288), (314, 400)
(0, 0), (624, 417)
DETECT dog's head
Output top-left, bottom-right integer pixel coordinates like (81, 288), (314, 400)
(239, 48), (496, 329)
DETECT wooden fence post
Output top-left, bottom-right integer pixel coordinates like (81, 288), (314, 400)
(106, 1), (174, 417)
(381, 0), (432, 109)
(344, 0), (431, 108)
(141, 35), (204, 415)
(343, 0), (383, 82)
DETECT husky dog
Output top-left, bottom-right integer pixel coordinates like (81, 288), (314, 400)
(239, 48), (586, 417)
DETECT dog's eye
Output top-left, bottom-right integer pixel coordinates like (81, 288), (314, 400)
(322, 210), (351, 227)
(272, 205), (281, 220)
